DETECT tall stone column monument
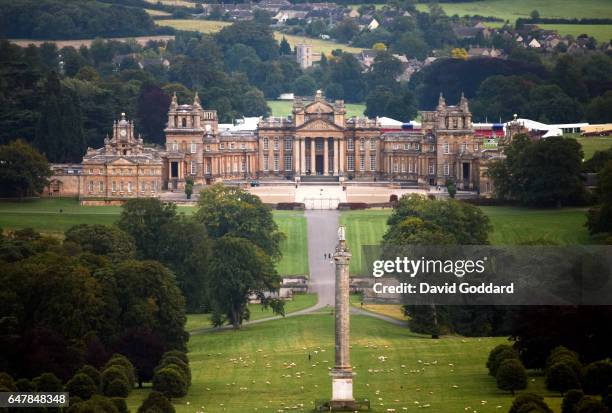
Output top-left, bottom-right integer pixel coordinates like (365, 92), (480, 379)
(330, 225), (357, 410)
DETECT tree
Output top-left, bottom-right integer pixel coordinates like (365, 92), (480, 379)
(509, 393), (553, 413)
(585, 92), (612, 124)
(332, 18), (359, 43)
(582, 360), (612, 395)
(137, 391), (174, 413)
(68, 395), (120, 413)
(445, 177), (456, 198)
(65, 224), (136, 262)
(279, 37), (292, 56)
(152, 367), (187, 398)
(216, 21), (278, 61)
(208, 236), (283, 329)
(118, 198), (177, 260)
(184, 177), (193, 200)
(195, 184), (284, 259)
(104, 354), (136, 389)
(136, 84), (171, 146)
(100, 366), (129, 396)
(34, 71), (86, 163)
(368, 52), (403, 89)
(586, 161), (612, 236)
(583, 149), (612, 173)
(562, 389), (585, 413)
(487, 344), (518, 375)
(77, 365), (101, 388)
(111, 260), (187, 350)
(328, 53), (366, 102)
(0, 139), (52, 198)
(66, 373), (98, 400)
(496, 358), (528, 395)
(488, 135), (585, 207)
(115, 328), (166, 387)
(530, 9), (540, 19)
(576, 396), (608, 413)
(292, 75), (317, 96)
(546, 362), (581, 395)
(365, 86), (417, 121)
(33, 372), (63, 392)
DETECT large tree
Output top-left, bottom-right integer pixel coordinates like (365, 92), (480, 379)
(0, 139), (51, 198)
(136, 84), (171, 146)
(208, 236), (283, 329)
(488, 135), (585, 207)
(195, 184), (284, 259)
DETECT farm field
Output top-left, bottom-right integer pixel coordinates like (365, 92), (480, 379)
(267, 100), (366, 117)
(144, 0), (196, 8)
(538, 24), (612, 42)
(0, 198), (306, 275)
(157, 19), (365, 54)
(9, 35), (175, 49)
(126, 313), (562, 413)
(144, 9), (172, 17)
(415, 0), (612, 21)
(340, 206), (590, 275)
(184, 293), (318, 332)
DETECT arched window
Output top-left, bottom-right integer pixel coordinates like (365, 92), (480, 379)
(181, 117), (187, 128)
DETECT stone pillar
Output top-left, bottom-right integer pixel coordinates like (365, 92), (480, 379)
(324, 138), (329, 176)
(334, 139), (339, 175)
(300, 138), (306, 176)
(331, 225), (354, 406)
(339, 140), (345, 174)
(310, 138), (316, 174)
(293, 138), (300, 174)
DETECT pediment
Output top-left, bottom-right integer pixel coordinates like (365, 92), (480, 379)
(110, 157), (137, 165)
(304, 100), (334, 114)
(297, 118), (343, 132)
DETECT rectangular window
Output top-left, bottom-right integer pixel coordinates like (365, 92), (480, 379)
(429, 163), (435, 175)
(230, 143), (235, 150)
(444, 142), (450, 154)
(393, 144), (399, 150)
(120, 181), (124, 192)
(240, 143), (246, 150)
(220, 143), (225, 150)
(285, 154), (292, 171)
(402, 161), (407, 173)
(404, 143), (410, 150)
(172, 142), (178, 151)
(347, 139), (354, 151)
(241, 159), (246, 172)
(370, 154), (376, 171)
(393, 161), (399, 173)
(409, 161), (414, 173)
(127, 182), (132, 193)
(347, 154), (354, 171)
(141, 182), (146, 192)
(190, 161), (196, 175)
(475, 143), (479, 151)
(359, 155), (365, 171)
(191, 143), (197, 153)
(359, 138), (365, 151)
(112, 181), (117, 192)
(99, 181), (104, 192)
(461, 143), (467, 152)
(264, 154), (269, 171)
(263, 138), (269, 150)
(444, 163), (450, 176)
(206, 145), (211, 151)
(274, 153), (279, 171)
(370, 139), (376, 150)
(206, 161), (211, 174)
(285, 138), (292, 151)
(415, 143), (420, 150)
(274, 138), (279, 150)
(88, 181), (93, 192)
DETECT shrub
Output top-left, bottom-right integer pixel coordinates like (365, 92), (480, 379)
(157, 357), (191, 386)
(276, 202), (305, 210)
(104, 354), (136, 388)
(66, 373), (98, 400)
(15, 378), (36, 392)
(162, 351), (188, 365)
(562, 389), (585, 413)
(67, 395), (119, 413)
(100, 366), (129, 396)
(487, 344), (519, 376)
(582, 360), (612, 395)
(546, 346), (582, 376)
(576, 396), (608, 413)
(33, 372), (63, 392)
(137, 391), (175, 413)
(546, 362), (581, 395)
(496, 358), (528, 395)
(337, 202), (368, 210)
(77, 365), (101, 387)
(0, 372), (15, 391)
(152, 367), (187, 398)
(509, 393), (553, 413)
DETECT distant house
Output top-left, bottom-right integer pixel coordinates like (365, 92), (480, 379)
(367, 18), (379, 30)
(467, 46), (504, 59)
(528, 38), (541, 48)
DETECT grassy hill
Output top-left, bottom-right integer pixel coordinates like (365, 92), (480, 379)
(126, 313), (562, 413)
(267, 100), (366, 117)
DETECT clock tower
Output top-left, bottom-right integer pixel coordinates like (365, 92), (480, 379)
(104, 112), (144, 156)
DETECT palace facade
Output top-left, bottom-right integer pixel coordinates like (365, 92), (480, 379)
(50, 91), (504, 201)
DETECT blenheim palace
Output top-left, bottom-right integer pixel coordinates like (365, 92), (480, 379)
(49, 91), (504, 202)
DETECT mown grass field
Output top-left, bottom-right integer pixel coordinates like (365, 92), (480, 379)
(144, 0), (196, 8)
(340, 206), (590, 275)
(126, 313), (562, 413)
(0, 198), (307, 275)
(157, 20), (365, 54)
(185, 293), (318, 331)
(144, 9), (172, 17)
(267, 100), (366, 117)
(538, 24), (612, 43)
(415, 0), (612, 21)
(571, 136), (612, 160)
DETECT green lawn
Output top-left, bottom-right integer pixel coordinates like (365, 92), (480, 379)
(0, 198), (307, 275)
(538, 24), (612, 42)
(341, 206), (590, 275)
(267, 100), (366, 117)
(126, 313), (562, 413)
(185, 293), (318, 331)
(415, 0), (612, 21)
(572, 135), (612, 160)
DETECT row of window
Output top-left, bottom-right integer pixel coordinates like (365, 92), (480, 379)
(345, 154), (377, 172)
(262, 137), (293, 151)
(347, 138), (377, 151)
(88, 168), (160, 176)
(88, 180), (158, 193)
(391, 143), (421, 151)
(443, 142), (478, 154)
